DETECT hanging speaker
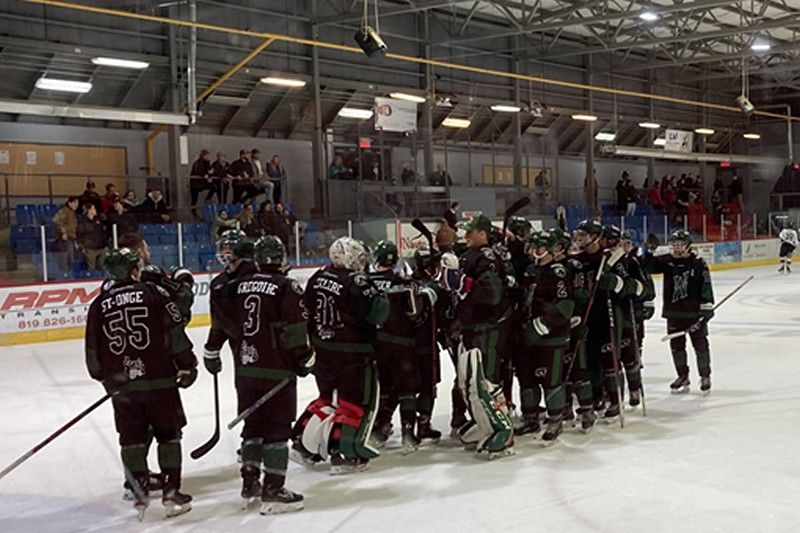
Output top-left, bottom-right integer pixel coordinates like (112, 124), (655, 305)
(354, 25), (387, 58)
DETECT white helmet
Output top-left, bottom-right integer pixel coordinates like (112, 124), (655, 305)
(329, 237), (370, 271)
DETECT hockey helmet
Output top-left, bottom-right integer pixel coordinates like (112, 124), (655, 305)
(573, 219), (602, 248)
(104, 247), (142, 281)
(528, 230), (554, 260)
(329, 236), (370, 272)
(549, 227), (572, 254)
(508, 216), (533, 240)
(601, 225), (622, 246)
(373, 240), (399, 268)
(216, 229), (254, 268)
(669, 229), (692, 255)
(622, 229), (638, 243)
(254, 235), (288, 271)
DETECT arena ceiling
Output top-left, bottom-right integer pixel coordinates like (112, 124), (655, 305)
(1, 0), (799, 155)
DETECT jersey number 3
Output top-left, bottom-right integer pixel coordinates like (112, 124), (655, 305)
(103, 307), (151, 356)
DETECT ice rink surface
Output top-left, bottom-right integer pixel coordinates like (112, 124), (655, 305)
(1, 263), (798, 533)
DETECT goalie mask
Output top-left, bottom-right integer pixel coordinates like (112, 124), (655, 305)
(329, 237), (370, 272)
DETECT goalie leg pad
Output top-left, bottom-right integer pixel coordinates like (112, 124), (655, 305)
(334, 361), (381, 461)
(297, 399), (335, 461)
(458, 347), (513, 453)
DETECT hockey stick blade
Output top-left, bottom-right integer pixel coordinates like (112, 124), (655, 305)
(411, 218), (434, 251)
(227, 378), (291, 430)
(659, 275), (754, 342)
(502, 197), (531, 234)
(190, 373), (220, 460)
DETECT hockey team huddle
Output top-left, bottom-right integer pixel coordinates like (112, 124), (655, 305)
(83, 208), (724, 521)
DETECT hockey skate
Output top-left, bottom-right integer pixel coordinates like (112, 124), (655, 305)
(416, 416), (442, 443)
(670, 375), (690, 394)
(601, 403), (620, 424)
(486, 446), (516, 461)
(593, 397), (606, 412)
(260, 486), (304, 515)
(289, 439), (322, 468)
(629, 389), (642, 408)
(240, 466), (261, 510)
(330, 454), (368, 476)
(779, 265), (785, 274)
(700, 376), (711, 396)
(514, 413), (541, 436)
(123, 472), (162, 501)
(368, 419), (392, 449)
(541, 419), (563, 446)
(563, 407), (576, 428)
(401, 422), (420, 455)
(579, 409), (596, 434)
(162, 489), (192, 518)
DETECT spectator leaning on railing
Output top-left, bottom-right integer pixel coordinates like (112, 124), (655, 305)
(105, 198), (138, 241)
(327, 154), (351, 180)
(189, 148), (215, 217)
(266, 154), (287, 204)
(249, 148), (274, 204)
(77, 204), (106, 270)
(210, 152), (231, 204)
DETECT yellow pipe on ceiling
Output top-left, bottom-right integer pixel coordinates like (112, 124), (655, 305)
(22, 0), (798, 122)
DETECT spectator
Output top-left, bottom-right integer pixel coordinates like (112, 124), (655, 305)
(429, 163), (452, 186)
(730, 174), (744, 211)
(77, 204), (106, 270)
(79, 181), (102, 212)
(661, 177), (677, 215)
(711, 189), (725, 221)
(327, 154), (351, 180)
(555, 202), (566, 230)
(401, 162), (417, 185)
(189, 149), (214, 217)
(444, 201), (459, 231)
(237, 204), (259, 238)
(624, 175), (639, 217)
(210, 152), (231, 204)
(229, 149), (256, 203)
(648, 179), (664, 212)
(367, 159), (381, 181)
(266, 154), (287, 204)
(713, 175), (724, 195)
(273, 202), (294, 247)
(105, 198), (138, 240)
(435, 218), (456, 252)
(122, 189), (138, 210)
(53, 196), (79, 269)
(250, 148), (275, 204)
(584, 167), (599, 210)
(675, 186), (691, 222)
(256, 200), (275, 236)
(211, 209), (237, 239)
(100, 183), (118, 214)
(615, 171), (628, 215)
(137, 188), (170, 223)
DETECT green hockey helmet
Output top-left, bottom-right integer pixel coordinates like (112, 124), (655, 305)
(573, 219), (602, 249)
(527, 229), (555, 261)
(104, 247), (142, 280)
(601, 224), (622, 246)
(669, 229), (692, 255)
(549, 227), (572, 254)
(373, 240), (399, 268)
(254, 235), (288, 271)
(217, 229), (254, 268)
(507, 216), (533, 240)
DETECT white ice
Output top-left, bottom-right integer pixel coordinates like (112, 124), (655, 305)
(1, 264), (799, 533)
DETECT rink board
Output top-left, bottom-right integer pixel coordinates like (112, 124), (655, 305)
(0, 238), (780, 346)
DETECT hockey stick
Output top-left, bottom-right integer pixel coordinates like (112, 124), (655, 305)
(659, 275), (754, 342)
(502, 196), (532, 236)
(227, 378), (291, 430)
(0, 390), (116, 480)
(629, 300), (646, 417)
(606, 291), (626, 429)
(190, 373), (220, 460)
(411, 218), (435, 251)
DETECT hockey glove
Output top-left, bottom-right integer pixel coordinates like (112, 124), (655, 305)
(203, 347), (222, 375)
(170, 266), (195, 287)
(177, 368), (198, 388)
(698, 302), (715, 321)
(141, 264), (167, 285)
(598, 272), (624, 294)
(296, 351), (316, 377)
(643, 301), (655, 320)
(531, 316), (550, 337)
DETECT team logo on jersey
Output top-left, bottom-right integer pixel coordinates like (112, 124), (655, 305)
(672, 271), (690, 302)
(552, 264), (567, 278)
(535, 367), (547, 378)
(290, 280), (303, 295)
(240, 340), (259, 365)
(123, 356), (146, 380)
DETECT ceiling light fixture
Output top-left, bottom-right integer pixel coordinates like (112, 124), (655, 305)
(35, 77), (92, 93)
(491, 104), (522, 113)
(654, 138), (667, 146)
(639, 11), (659, 22)
(638, 122), (661, 129)
(594, 132), (616, 142)
(695, 127), (715, 135)
(442, 117), (471, 128)
(571, 113), (598, 122)
(337, 107), (373, 119)
(743, 133), (761, 140)
(389, 92), (426, 103)
(750, 41), (771, 52)
(260, 77), (307, 88)
(91, 57), (150, 69)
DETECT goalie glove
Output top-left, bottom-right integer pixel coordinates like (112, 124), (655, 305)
(531, 316), (550, 337)
(203, 346), (222, 375)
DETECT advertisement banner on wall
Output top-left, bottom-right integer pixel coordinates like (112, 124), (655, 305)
(714, 241), (742, 263)
(741, 239), (778, 260)
(693, 243), (715, 264)
(664, 129), (694, 152)
(0, 266), (321, 344)
(374, 97), (417, 132)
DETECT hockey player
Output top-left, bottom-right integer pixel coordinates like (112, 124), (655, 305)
(441, 214), (514, 458)
(504, 217), (533, 414)
(515, 229), (575, 445)
(203, 235), (312, 514)
(85, 247), (198, 519)
(642, 230), (715, 394)
(778, 222), (798, 274)
(369, 241), (439, 454)
(293, 237), (390, 474)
